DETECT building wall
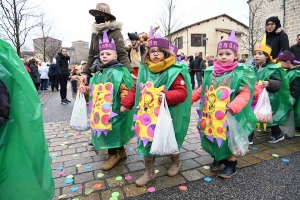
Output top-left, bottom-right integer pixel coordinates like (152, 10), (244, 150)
(169, 16), (248, 57)
(72, 41), (89, 65)
(33, 37), (62, 62)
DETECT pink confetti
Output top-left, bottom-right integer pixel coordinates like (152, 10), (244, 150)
(59, 171), (65, 175)
(194, 133), (200, 138)
(125, 175), (132, 180)
(74, 135), (82, 139)
(78, 185), (84, 189)
(148, 187), (156, 193)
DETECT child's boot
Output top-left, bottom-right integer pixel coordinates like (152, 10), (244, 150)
(218, 159), (237, 178)
(118, 148), (127, 160)
(135, 156), (155, 186)
(210, 158), (223, 172)
(167, 154), (182, 176)
(102, 154), (121, 171)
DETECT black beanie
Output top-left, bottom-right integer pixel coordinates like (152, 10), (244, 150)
(266, 16), (281, 29)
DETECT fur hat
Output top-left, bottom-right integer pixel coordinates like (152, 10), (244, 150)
(89, 3), (116, 20)
(128, 32), (139, 40)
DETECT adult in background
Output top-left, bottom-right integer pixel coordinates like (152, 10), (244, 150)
(192, 52), (203, 88)
(127, 32), (145, 77)
(239, 54), (248, 63)
(49, 59), (59, 92)
(82, 3), (134, 84)
(265, 16), (289, 60)
(29, 58), (40, 91)
(38, 62), (49, 90)
(56, 48), (71, 104)
(290, 34), (300, 61)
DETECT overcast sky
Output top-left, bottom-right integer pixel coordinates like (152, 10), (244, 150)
(29, 0), (249, 48)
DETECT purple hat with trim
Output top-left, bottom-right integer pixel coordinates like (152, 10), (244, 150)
(169, 44), (178, 54)
(277, 52), (300, 65)
(217, 29), (238, 52)
(99, 32), (116, 52)
(147, 26), (169, 49)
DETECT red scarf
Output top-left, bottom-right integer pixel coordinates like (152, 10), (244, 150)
(213, 61), (238, 75)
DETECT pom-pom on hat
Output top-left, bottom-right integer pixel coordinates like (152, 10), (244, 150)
(169, 44), (178, 54)
(147, 26), (169, 49)
(99, 32), (116, 52)
(217, 29), (238, 52)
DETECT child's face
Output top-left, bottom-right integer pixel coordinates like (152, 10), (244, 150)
(280, 60), (292, 69)
(216, 49), (237, 65)
(100, 50), (117, 64)
(149, 47), (165, 63)
(254, 51), (267, 65)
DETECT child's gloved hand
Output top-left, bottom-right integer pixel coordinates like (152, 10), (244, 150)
(120, 105), (129, 112)
(158, 92), (164, 102)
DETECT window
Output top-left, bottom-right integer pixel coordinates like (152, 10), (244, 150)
(175, 36), (183, 49)
(191, 34), (206, 47)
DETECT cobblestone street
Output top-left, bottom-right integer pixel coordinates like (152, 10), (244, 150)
(41, 88), (300, 200)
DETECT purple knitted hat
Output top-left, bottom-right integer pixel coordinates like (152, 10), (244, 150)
(99, 32), (116, 51)
(147, 26), (169, 49)
(217, 29), (238, 52)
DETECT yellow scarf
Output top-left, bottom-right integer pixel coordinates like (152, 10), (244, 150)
(147, 56), (176, 73)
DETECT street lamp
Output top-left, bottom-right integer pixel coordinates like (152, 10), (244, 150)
(203, 37), (208, 56)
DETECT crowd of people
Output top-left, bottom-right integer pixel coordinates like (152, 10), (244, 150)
(1, 2), (300, 199)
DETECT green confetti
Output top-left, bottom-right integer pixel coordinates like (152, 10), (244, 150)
(111, 192), (120, 197)
(85, 189), (93, 195)
(60, 144), (65, 146)
(155, 170), (159, 174)
(272, 154), (279, 157)
(97, 173), (104, 178)
(115, 176), (122, 181)
(203, 166), (210, 169)
(73, 154), (78, 157)
(109, 197), (118, 200)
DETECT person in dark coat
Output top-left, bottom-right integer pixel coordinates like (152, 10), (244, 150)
(290, 34), (300, 61)
(0, 81), (10, 126)
(29, 58), (40, 91)
(56, 48), (71, 104)
(49, 60), (59, 92)
(265, 16), (290, 60)
(127, 32), (145, 77)
(192, 53), (203, 88)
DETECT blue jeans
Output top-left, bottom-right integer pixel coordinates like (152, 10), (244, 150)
(195, 71), (202, 88)
(40, 79), (48, 89)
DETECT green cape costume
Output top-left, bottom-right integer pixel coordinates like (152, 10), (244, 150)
(198, 65), (257, 161)
(135, 62), (192, 156)
(255, 64), (290, 126)
(89, 64), (135, 150)
(286, 67), (300, 127)
(0, 39), (54, 199)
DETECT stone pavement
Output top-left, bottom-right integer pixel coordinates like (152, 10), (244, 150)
(39, 89), (53, 105)
(45, 107), (300, 200)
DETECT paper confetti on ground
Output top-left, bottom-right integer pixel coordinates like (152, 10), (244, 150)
(111, 192), (120, 197)
(58, 194), (67, 199)
(97, 173), (104, 178)
(272, 154), (279, 157)
(155, 170), (159, 174)
(194, 133), (200, 138)
(73, 154), (78, 157)
(56, 167), (64, 170)
(197, 148), (203, 152)
(129, 148), (134, 151)
(85, 165), (92, 170)
(252, 147), (259, 150)
(93, 184), (102, 189)
(78, 185), (84, 189)
(52, 153), (57, 156)
(125, 175), (132, 180)
(109, 197), (118, 200)
(282, 158), (290, 163)
(85, 189), (93, 195)
(203, 166), (210, 169)
(60, 144), (65, 146)
(140, 155), (144, 158)
(51, 156), (57, 160)
(179, 186), (188, 191)
(59, 171), (65, 175)
(69, 146), (73, 148)
(204, 177), (212, 182)
(64, 135), (69, 138)
(148, 187), (156, 192)
(70, 186), (78, 192)
(66, 175), (74, 179)
(115, 176), (122, 181)
(76, 164), (82, 168)
(65, 178), (73, 184)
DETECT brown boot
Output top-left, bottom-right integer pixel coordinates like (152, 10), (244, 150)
(102, 154), (121, 171)
(118, 148), (127, 160)
(135, 156), (155, 186)
(167, 154), (182, 177)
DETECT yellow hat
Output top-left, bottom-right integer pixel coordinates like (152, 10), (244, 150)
(255, 36), (272, 55)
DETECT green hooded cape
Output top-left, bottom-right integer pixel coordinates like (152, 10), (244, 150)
(255, 64), (290, 126)
(135, 62), (192, 156)
(89, 65), (135, 149)
(198, 64), (257, 161)
(286, 67), (300, 127)
(0, 39), (54, 199)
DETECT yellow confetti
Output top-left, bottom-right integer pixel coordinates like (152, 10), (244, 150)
(155, 170), (159, 174)
(69, 146), (73, 148)
(51, 153), (57, 156)
(76, 164), (82, 168)
(64, 142), (68, 144)
(203, 166), (210, 169)
(97, 173), (104, 178)
(66, 175), (73, 179)
(60, 144), (65, 146)
(58, 194), (67, 199)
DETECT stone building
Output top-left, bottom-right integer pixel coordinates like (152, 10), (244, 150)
(62, 40), (89, 65)
(247, 0), (300, 46)
(33, 37), (62, 62)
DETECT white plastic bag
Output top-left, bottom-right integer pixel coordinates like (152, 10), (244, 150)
(150, 93), (178, 155)
(70, 92), (90, 130)
(227, 112), (248, 157)
(254, 88), (273, 124)
(280, 109), (295, 138)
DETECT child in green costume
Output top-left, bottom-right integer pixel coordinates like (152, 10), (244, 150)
(120, 28), (192, 186)
(87, 32), (135, 171)
(192, 30), (257, 178)
(248, 39), (290, 144)
(277, 50), (300, 135)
